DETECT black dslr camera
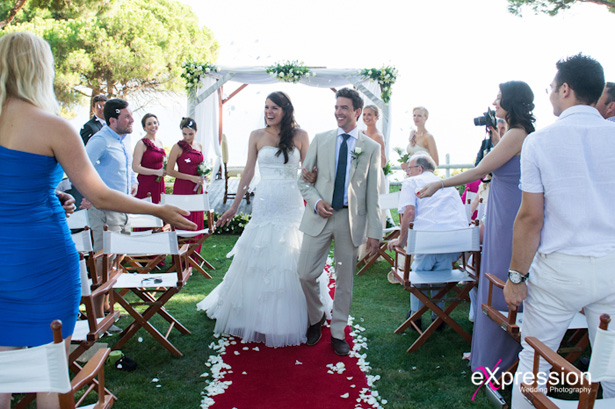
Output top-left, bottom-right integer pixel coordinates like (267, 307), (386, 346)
(473, 107), (497, 129)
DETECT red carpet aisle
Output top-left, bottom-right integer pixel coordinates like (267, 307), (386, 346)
(199, 264), (386, 409)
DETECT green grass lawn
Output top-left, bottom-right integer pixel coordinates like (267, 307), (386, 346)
(91, 236), (495, 409)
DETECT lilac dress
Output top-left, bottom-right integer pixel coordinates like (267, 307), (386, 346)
(470, 155), (522, 373)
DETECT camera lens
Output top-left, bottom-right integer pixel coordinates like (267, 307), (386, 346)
(474, 116), (487, 126)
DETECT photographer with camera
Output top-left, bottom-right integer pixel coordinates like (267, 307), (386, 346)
(416, 81), (535, 375)
(475, 112), (507, 166)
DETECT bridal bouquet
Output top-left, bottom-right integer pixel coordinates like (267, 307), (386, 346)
(194, 162), (212, 193)
(393, 147), (409, 164)
(156, 157), (168, 182)
(266, 60), (314, 83)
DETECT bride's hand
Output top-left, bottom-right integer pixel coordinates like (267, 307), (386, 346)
(302, 167), (317, 184)
(216, 207), (237, 228)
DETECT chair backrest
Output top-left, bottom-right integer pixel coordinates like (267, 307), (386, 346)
(127, 213), (164, 229)
(588, 314), (615, 382)
(380, 191), (400, 211)
(103, 230), (180, 256)
(66, 209), (90, 230)
(0, 321), (71, 395)
(160, 193), (211, 212)
(71, 228), (94, 253)
(407, 226), (480, 255)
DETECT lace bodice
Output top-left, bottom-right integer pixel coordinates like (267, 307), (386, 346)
(257, 146), (300, 180)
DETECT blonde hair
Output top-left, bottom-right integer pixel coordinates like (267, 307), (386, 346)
(413, 106), (429, 119)
(364, 104), (379, 117)
(0, 32), (59, 117)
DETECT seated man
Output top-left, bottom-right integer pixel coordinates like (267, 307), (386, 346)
(388, 153), (468, 329)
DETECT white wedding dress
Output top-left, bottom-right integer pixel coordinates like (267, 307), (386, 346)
(197, 146), (332, 347)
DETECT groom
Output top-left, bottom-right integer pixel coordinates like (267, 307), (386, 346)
(298, 88), (382, 356)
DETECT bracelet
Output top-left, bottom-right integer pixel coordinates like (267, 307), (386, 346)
(440, 180), (445, 189)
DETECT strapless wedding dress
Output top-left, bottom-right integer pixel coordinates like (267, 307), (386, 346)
(197, 146), (332, 347)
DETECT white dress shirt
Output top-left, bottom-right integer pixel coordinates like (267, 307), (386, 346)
(398, 171), (467, 231)
(521, 105), (615, 257)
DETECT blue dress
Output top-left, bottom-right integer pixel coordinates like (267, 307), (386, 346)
(0, 145), (80, 347)
(470, 155), (522, 373)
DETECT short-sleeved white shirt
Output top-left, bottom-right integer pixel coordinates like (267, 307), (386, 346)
(398, 171), (467, 231)
(521, 105), (615, 256)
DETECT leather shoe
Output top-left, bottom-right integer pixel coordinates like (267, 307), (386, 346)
(331, 337), (350, 356)
(306, 314), (326, 346)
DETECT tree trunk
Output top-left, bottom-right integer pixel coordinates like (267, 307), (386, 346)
(0, 0), (29, 30)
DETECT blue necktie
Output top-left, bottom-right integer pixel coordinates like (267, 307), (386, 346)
(332, 134), (350, 210)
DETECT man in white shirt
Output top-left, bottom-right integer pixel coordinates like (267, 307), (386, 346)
(388, 153), (468, 327)
(596, 81), (615, 121)
(504, 54), (615, 408)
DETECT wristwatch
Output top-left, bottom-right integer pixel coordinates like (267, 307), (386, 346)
(508, 269), (529, 284)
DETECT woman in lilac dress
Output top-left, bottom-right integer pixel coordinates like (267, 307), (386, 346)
(133, 113), (166, 203)
(418, 81), (535, 375)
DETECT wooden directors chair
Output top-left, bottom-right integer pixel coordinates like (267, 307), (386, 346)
(0, 320), (114, 409)
(103, 230), (192, 357)
(521, 314), (614, 409)
(391, 225), (480, 353)
(481, 273), (590, 386)
(160, 193), (215, 279)
(356, 191), (400, 275)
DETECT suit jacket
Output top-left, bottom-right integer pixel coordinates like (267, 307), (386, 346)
(80, 116), (104, 145)
(298, 129), (382, 247)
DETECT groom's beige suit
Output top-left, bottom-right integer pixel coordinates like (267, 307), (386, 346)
(298, 128), (382, 339)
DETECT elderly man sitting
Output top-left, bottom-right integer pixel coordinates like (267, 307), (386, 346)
(388, 153), (468, 329)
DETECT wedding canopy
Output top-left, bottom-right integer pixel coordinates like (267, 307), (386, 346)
(186, 66), (393, 172)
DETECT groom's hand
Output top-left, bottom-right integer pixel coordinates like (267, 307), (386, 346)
(315, 200), (333, 218)
(366, 238), (380, 257)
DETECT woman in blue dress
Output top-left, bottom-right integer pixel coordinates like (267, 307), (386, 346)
(0, 32), (195, 409)
(417, 81), (535, 376)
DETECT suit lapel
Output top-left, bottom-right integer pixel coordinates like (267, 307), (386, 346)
(349, 132), (366, 182)
(325, 130), (337, 182)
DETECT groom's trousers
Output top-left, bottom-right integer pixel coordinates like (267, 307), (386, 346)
(298, 208), (358, 340)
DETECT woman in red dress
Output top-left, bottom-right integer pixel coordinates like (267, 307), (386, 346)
(167, 117), (205, 249)
(133, 113), (166, 203)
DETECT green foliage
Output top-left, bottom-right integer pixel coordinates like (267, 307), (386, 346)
(266, 60), (314, 83)
(1, 0), (219, 112)
(392, 146), (409, 164)
(383, 160), (393, 176)
(181, 61), (218, 93)
(360, 65), (398, 104)
(204, 212), (251, 235)
(507, 0), (615, 16)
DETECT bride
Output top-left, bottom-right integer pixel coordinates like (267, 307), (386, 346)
(197, 91), (331, 347)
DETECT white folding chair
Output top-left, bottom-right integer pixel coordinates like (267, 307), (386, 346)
(521, 314), (615, 409)
(103, 230), (192, 357)
(66, 209), (90, 231)
(160, 193), (215, 279)
(356, 191), (400, 275)
(392, 225), (480, 353)
(0, 320), (114, 409)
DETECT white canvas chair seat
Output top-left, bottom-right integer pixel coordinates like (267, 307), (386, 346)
(160, 193), (215, 279)
(357, 192), (400, 275)
(127, 213), (165, 230)
(0, 321), (114, 409)
(104, 230), (192, 357)
(521, 314), (615, 409)
(392, 226), (480, 353)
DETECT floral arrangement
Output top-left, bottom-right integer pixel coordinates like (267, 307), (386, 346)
(266, 60), (314, 83)
(393, 147), (409, 165)
(156, 157), (168, 182)
(359, 66), (398, 104)
(383, 160), (393, 176)
(204, 213), (251, 235)
(194, 162), (212, 193)
(181, 61), (219, 93)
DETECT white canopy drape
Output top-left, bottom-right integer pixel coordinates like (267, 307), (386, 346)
(187, 66), (392, 172)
